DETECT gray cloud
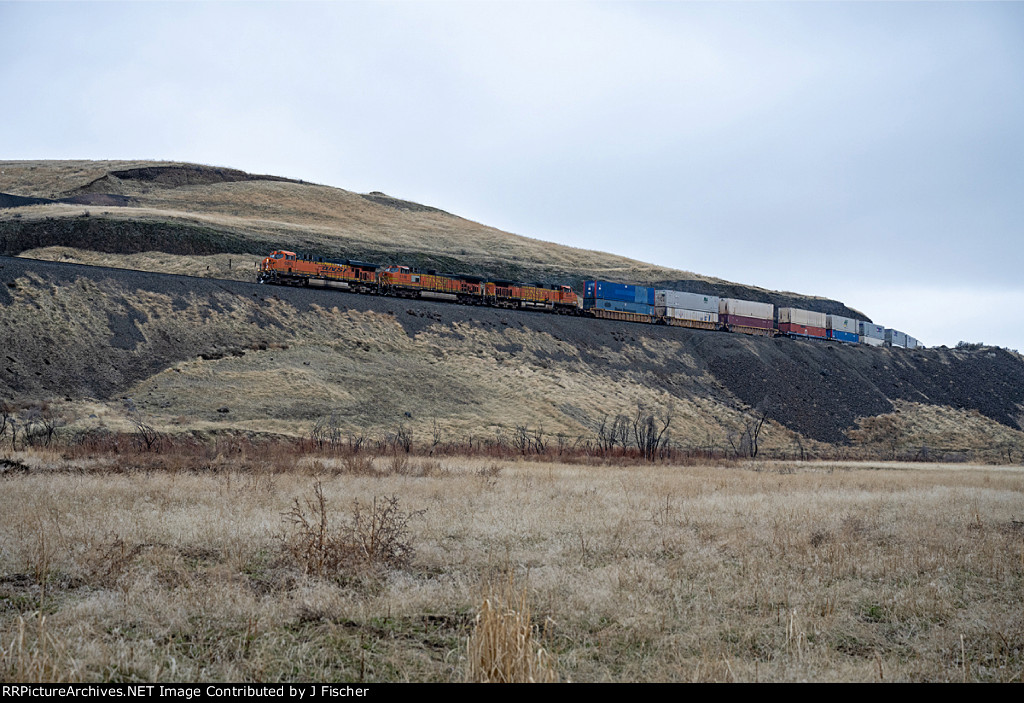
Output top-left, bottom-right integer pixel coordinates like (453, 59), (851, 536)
(2, 1), (1022, 350)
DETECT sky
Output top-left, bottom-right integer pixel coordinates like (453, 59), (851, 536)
(2, 1), (1022, 351)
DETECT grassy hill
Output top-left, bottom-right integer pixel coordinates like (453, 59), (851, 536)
(0, 160), (862, 317)
(2, 160), (1023, 461)
(2, 256), (1023, 461)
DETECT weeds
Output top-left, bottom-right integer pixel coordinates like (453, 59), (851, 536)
(283, 481), (424, 577)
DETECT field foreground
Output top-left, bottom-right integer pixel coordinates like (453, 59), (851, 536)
(1, 452), (1022, 683)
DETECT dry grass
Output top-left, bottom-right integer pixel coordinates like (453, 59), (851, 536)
(0, 269), (781, 447)
(466, 573), (558, 683)
(17, 247), (259, 282)
(0, 159), (750, 289)
(0, 449), (1021, 682)
(0, 614), (80, 683)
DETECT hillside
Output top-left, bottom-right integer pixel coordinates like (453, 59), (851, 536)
(2, 256), (1023, 461)
(2, 160), (1023, 461)
(0, 160), (863, 318)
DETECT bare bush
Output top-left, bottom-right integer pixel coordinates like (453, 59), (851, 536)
(19, 402), (67, 448)
(597, 414), (631, 453)
(350, 495), (424, 568)
(310, 412), (344, 452)
(340, 454), (377, 476)
(728, 405), (769, 459)
(632, 404), (672, 461)
(123, 399), (163, 452)
(283, 481), (423, 577)
(386, 424), (412, 454)
(0, 400), (13, 447)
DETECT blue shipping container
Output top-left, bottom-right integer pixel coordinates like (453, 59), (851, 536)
(827, 329), (859, 344)
(584, 280), (655, 305)
(583, 298), (655, 315)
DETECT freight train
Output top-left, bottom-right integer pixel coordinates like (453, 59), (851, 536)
(257, 249), (920, 349)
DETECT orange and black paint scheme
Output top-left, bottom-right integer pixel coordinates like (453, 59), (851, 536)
(257, 250), (580, 314)
(257, 250), (380, 293)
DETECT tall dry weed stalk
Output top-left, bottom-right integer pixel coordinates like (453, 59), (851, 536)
(0, 614), (77, 683)
(466, 574), (558, 683)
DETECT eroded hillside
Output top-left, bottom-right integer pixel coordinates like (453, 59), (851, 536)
(2, 256), (1022, 460)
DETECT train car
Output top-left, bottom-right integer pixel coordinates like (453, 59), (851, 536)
(655, 290), (719, 330)
(720, 298), (774, 336)
(257, 250), (380, 292)
(886, 328), (908, 348)
(584, 281), (656, 323)
(487, 280), (580, 312)
(257, 250), (921, 351)
(826, 314), (859, 344)
(777, 308), (827, 340)
(658, 306), (718, 329)
(858, 321), (885, 347)
(378, 265), (482, 303)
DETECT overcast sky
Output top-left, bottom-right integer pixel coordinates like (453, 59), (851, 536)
(2, 1), (1022, 351)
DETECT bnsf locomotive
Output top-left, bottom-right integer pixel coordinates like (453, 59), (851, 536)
(257, 249), (920, 349)
(257, 250), (579, 313)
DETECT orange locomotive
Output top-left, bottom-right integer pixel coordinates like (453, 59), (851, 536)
(257, 250), (580, 314)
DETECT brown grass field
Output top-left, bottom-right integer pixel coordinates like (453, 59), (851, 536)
(1, 447), (1021, 683)
(3, 160), (1023, 683)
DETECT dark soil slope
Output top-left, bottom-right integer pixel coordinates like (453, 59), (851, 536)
(2, 256), (1022, 448)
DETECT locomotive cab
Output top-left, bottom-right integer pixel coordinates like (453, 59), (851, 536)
(257, 250), (298, 283)
(260, 250), (296, 267)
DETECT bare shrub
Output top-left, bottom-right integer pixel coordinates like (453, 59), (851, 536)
(632, 404), (672, 461)
(597, 414), (631, 453)
(476, 463), (503, 478)
(386, 424), (412, 454)
(283, 481), (423, 577)
(387, 453), (411, 475)
(310, 412), (344, 453)
(416, 459), (447, 477)
(340, 454), (377, 476)
(0, 400), (12, 447)
(284, 481), (353, 577)
(727, 405), (769, 459)
(123, 399), (163, 452)
(17, 402), (67, 448)
(466, 573), (558, 683)
(350, 495), (424, 568)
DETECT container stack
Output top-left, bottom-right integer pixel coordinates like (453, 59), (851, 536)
(885, 329), (908, 348)
(583, 280), (655, 322)
(826, 314), (859, 344)
(777, 308), (827, 339)
(655, 290), (720, 330)
(858, 322), (885, 347)
(719, 298), (774, 336)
